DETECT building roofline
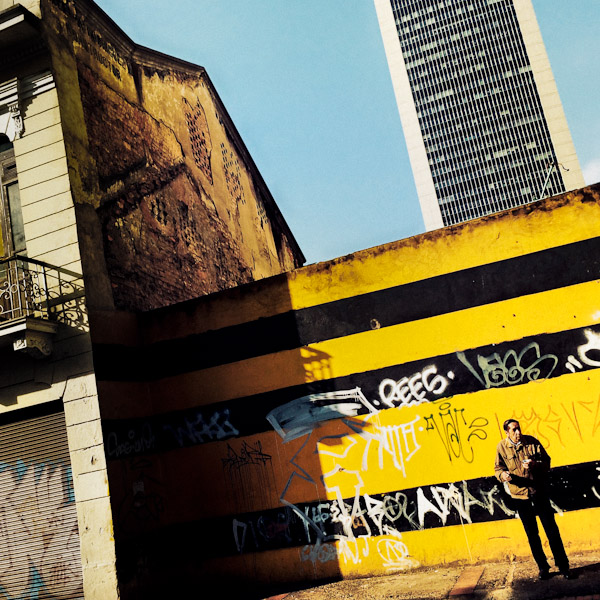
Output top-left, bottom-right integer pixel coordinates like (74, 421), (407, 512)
(62, 0), (305, 264)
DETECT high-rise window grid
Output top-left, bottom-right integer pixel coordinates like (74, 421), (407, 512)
(388, 0), (565, 226)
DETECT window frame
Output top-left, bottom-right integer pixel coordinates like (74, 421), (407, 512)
(0, 140), (26, 257)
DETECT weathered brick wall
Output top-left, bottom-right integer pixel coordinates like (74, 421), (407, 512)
(76, 62), (253, 310)
(42, 0), (303, 312)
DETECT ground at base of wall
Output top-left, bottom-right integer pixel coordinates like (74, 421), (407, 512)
(242, 551), (600, 600)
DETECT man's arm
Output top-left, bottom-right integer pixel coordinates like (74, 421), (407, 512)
(494, 443), (511, 482)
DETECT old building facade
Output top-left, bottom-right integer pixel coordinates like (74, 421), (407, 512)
(5, 1), (599, 600)
(0, 0), (302, 598)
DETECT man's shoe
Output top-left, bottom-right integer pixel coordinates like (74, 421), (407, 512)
(538, 569), (551, 580)
(561, 569), (576, 580)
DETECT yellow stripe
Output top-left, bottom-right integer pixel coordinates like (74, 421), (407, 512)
(141, 192), (600, 339)
(151, 280), (600, 408)
(199, 507), (600, 583)
(346, 509), (600, 574)
(155, 370), (600, 516)
(313, 371), (600, 497)
(307, 282), (600, 384)
(287, 192), (600, 310)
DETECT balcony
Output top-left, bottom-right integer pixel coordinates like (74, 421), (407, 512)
(0, 255), (84, 357)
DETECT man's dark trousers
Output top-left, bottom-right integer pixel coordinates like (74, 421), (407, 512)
(514, 494), (569, 572)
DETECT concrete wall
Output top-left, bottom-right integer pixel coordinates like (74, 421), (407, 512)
(94, 183), (600, 595)
(42, 0), (303, 313)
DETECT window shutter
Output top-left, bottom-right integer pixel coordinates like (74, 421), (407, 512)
(0, 409), (84, 599)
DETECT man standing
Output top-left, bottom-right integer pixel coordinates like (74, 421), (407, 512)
(494, 418), (574, 580)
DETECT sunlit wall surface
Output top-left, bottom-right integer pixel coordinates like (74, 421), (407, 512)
(95, 184), (600, 595)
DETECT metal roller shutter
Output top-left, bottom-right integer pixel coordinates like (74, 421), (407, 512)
(0, 406), (84, 599)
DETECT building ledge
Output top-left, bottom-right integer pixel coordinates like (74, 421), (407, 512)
(0, 5), (42, 51)
(0, 255), (84, 357)
(0, 316), (58, 358)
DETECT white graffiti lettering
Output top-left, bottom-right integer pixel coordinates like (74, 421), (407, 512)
(347, 416), (422, 476)
(378, 365), (452, 408)
(338, 536), (370, 565)
(266, 399), (426, 570)
(566, 328), (600, 372)
(235, 479), (517, 569)
(377, 535), (418, 571)
(416, 481), (515, 529)
(458, 342), (557, 388)
(315, 415), (422, 478)
(266, 388), (378, 443)
(593, 467), (600, 501)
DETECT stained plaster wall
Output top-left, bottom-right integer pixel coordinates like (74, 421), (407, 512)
(93, 183), (600, 596)
(41, 0), (303, 313)
(0, 30), (118, 600)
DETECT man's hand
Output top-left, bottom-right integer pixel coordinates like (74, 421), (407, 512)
(501, 471), (512, 482)
(523, 459), (532, 470)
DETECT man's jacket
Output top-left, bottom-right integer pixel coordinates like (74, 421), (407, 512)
(494, 435), (551, 499)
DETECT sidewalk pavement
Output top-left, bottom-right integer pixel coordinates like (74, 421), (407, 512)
(256, 551), (600, 600)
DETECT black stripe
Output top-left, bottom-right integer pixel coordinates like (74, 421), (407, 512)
(114, 459), (600, 560)
(94, 236), (600, 382)
(102, 323), (600, 459)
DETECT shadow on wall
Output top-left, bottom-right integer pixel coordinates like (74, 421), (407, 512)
(94, 277), (350, 599)
(96, 189), (600, 598)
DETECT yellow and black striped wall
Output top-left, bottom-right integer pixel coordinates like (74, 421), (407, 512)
(93, 184), (600, 593)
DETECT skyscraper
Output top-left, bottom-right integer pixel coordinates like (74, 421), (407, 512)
(374, 0), (585, 230)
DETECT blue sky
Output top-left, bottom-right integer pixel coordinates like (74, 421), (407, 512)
(95, 0), (600, 265)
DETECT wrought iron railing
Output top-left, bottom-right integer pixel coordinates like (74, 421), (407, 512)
(0, 255), (84, 324)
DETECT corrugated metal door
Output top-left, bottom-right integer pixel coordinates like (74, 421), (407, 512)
(0, 405), (84, 599)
